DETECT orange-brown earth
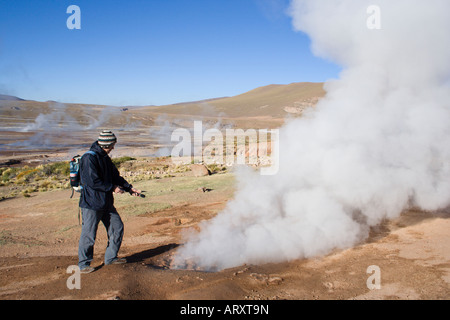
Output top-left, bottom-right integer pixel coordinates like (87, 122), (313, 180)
(0, 166), (448, 300)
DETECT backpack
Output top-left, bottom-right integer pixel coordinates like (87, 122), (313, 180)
(69, 151), (96, 199)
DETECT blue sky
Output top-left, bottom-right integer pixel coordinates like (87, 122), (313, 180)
(0, 0), (340, 106)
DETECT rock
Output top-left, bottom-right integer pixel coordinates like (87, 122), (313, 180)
(197, 187), (212, 192)
(268, 276), (283, 285)
(250, 273), (283, 285)
(250, 273), (268, 283)
(190, 164), (211, 177)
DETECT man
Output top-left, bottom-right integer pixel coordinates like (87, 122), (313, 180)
(78, 130), (141, 274)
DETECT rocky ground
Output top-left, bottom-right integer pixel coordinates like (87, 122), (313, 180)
(0, 155), (448, 301)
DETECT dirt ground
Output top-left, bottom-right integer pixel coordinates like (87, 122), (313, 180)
(0, 161), (449, 301)
(2, 89), (447, 303)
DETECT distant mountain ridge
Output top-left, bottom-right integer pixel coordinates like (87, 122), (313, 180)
(0, 83), (326, 131)
(0, 94), (25, 101)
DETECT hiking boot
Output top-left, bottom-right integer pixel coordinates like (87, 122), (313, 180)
(80, 266), (95, 274)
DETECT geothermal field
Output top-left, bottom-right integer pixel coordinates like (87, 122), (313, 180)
(1, 0), (449, 302)
(0, 80), (449, 301)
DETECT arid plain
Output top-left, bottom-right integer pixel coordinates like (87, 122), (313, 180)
(0, 83), (448, 300)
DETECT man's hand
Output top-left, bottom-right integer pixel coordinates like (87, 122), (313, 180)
(113, 186), (125, 194)
(113, 186), (144, 197)
(130, 187), (142, 197)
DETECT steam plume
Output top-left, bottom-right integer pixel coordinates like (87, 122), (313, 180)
(16, 103), (121, 148)
(172, 0), (450, 271)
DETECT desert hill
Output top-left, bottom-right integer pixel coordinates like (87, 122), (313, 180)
(139, 82), (325, 119)
(0, 82), (325, 131)
(0, 94), (25, 101)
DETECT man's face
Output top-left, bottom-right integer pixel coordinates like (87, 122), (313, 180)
(104, 143), (116, 155)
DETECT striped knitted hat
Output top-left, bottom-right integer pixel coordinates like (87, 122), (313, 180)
(98, 130), (117, 147)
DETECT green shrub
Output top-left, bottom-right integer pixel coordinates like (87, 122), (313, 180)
(42, 162), (70, 176)
(2, 168), (19, 182)
(112, 156), (136, 168)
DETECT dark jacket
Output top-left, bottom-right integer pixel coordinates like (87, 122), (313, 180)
(79, 142), (132, 211)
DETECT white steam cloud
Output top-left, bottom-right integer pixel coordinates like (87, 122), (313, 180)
(172, 0), (450, 271)
(14, 103), (122, 148)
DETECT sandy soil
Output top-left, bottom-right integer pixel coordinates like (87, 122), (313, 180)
(0, 169), (449, 301)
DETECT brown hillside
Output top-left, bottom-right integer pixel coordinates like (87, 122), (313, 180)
(140, 82), (325, 118)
